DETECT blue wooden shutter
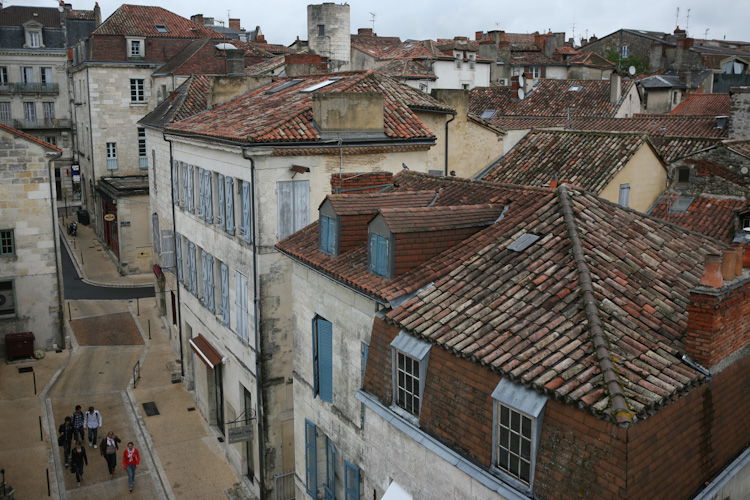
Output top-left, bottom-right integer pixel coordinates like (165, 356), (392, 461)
(368, 234), (376, 273)
(241, 180), (251, 242)
(206, 171), (213, 223)
(225, 176), (235, 235)
(379, 235), (389, 277)
(304, 420), (318, 496)
(312, 317), (320, 397)
(619, 183), (630, 207)
(172, 160), (179, 205)
(197, 168), (204, 218)
(217, 173), (225, 226)
(317, 318), (333, 403)
(175, 233), (183, 283)
(181, 162), (188, 209)
(325, 437), (336, 500)
(220, 262), (229, 325)
(206, 253), (214, 312)
(344, 461), (360, 500)
(188, 164), (195, 213)
(188, 241), (196, 295)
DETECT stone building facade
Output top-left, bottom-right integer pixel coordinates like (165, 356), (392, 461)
(307, 3), (350, 71)
(0, 124), (63, 353)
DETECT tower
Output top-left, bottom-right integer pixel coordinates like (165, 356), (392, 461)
(307, 3), (350, 71)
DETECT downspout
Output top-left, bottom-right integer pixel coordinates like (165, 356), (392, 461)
(85, 66), (94, 212)
(46, 150), (64, 350)
(444, 112), (456, 176)
(241, 149), (267, 499)
(163, 133), (185, 377)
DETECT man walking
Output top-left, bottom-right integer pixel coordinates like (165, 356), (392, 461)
(84, 406), (102, 448)
(58, 416), (75, 466)
(71, 405), (85, 443)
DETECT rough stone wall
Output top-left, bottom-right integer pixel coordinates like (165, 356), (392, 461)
(667, 146), (750, 188)
(307, 3), (350, 71)
(583, 31), (667, 72)
(115, 193), (152, 274)
(0, 130), (61, 351)
(730, 87), (750, 139)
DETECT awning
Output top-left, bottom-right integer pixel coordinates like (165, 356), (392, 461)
(381, 481), (412, 500)
(189, 334), (225, 369)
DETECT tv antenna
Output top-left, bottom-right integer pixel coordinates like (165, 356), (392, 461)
(685, 8), (691, 34)
(571, 22), (576, 43)
(369, 12), (376, 31)
(704, 28), (710, 39)
(675, 7), (679, 28)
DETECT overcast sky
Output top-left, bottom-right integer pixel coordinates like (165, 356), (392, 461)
(7, 0), (750, 45)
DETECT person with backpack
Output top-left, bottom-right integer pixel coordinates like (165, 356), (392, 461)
(58, 416), (75, 466)
(122, 442), (141, 493)
(100, 431), (121, 476)
(70, 441), (87, 486)
(84, 406), (102, 448)
(71, 405), (85, 443)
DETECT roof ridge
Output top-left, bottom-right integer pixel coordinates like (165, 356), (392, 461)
(397, 170), (551, 194)
(557, 185), (634, 425)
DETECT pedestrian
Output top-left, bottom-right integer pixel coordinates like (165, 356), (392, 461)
(70, 440), (87, 486)
(58, 416), (75, 467)
(99, 431), (121, 476)
(122, 442), (141, 493)
(84, 406), (102, 448)
(71, 405), (85, 443)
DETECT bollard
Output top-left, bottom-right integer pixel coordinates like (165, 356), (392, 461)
(80, 249), (84, 266)
(148, 319), (151, 340)
(67, 302), (71, 321)
(137, 297), (140, 316)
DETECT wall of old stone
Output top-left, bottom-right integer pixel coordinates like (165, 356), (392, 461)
(307, 3), (350, 71)
(730, 87), (750, 139)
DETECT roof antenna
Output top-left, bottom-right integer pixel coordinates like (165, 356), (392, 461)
(369, 12), (376, 32)
(685, 8), (691, 34)
(675, 7), (680, 28)
(704, 28), (710, 39)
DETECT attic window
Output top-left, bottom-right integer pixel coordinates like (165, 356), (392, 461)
(676, 166), (690, 183)
(507, 233), (540, 252)
(155, 24), (169, 33)
(480, 110), (497, 120)
(301, 78), (342, 93)
(266, 79), (304, 94)
(669, 196), (695, 213)
(568, 85), (582, 92)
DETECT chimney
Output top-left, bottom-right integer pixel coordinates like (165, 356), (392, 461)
(190, 14), (204, 25)
(590, 35), (598, 42)
(510, 75), (520, 91)
(729, 87), (750, 139)
(732, 243), (744, 275)
(357, 28), (374, 36)
(285, 53), (329, 76)
(93, 2), (101, 25)
(475, 31), (484, 41)
(700, 254), (723, 287)
(224, 49), (245, 76)
(255, 34), (267, 44)
(721, 249), (737, 280)
(229, 18), (241, 31)
(610, 72), (622, 105)
(549, 179), (559, 190)
(313, 92), (384, 134)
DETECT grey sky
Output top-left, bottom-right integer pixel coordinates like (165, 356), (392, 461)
(7, 0), (749, 45)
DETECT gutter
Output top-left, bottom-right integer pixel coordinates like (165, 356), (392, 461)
(445, 112), (456, 176)
(46, 150), (64, 350)
(241, 149), (267, 499)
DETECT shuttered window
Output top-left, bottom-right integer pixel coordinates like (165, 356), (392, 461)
(240, 180), (252, 242)
(180, 162), (188, 209)
(187, 164), (195, 213)
(204, 170), (213, 222)
(188, 241), (197, 295)
(368, 233), (390, 278)
(235, 271), (248, 342)
(175, 233), (183, 283)
(172, 160), (179, 205)
(197, 168), (205, 219)
(216, 173), (225, 226)
(344, 461), (361, 500)
(618, 183), (630, 207)
(277, 180), (309, 240)
(304, 420), (318, 496)
(325, 437), (336, 500)
(219, 262), (229, 326)
(312, 316), (333, 403)
(319, 215), (337, 255)
(201, 250), (215, 312)
(225, 176), (235, 235)
(160, 230), (175, 269)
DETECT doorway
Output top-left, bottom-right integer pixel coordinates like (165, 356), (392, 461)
(243, 386), (255, 482)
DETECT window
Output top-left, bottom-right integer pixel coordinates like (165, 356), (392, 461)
(219, 262), (230, 326)
(317, 24), (325, 36)
(106, 142), (117, 170)
(216, 173), (225, 226)
(24, 102), (36, 121)
(456, 59), (462, 69)
(175, 233), (183, 283)
(312, 316), (333, 403)
(0, 229), (14, 256)
(138, 128), (147, 169)
(155, 24), (169, 33)
(25, 26), (42, 48)
(0, 67), (7, 85)
(741, 214), (750, 230)
(621, 45), (629, 58)
(531, 66), (541, 78)
(325, 437), (337, 499)
(42, 102), (54, 120)
(22, 67), (33, 84)
(201, 250), (215, 312)
(304, 420), (318, 496)
(128, 39), (144, 58)
(45, 136), (57, 146)
(0, 280), (15, 316)
(390, 332), (431, 418)
(224, 176), (235, 235)
(0, 102), (9, 124)
(130, 79), (145, 102)
(344, 462), (361, 500)
(188, 241), (197, 295)
(491, 378), (547, 487)
(618, 183), (630, 207)
(240, 180), (252, 242)
(40, 67), (52, 84)
(235, 271), (249, 341)
(172, 160), (180, 205)
(368, 233), (390, 278)
(277, 180), (309, 239)
(300, 78), (342, 93)
(677, 166), (690, 183)
(202, 169), (213, 222)
(187, 164), (195, 213)
(319, 215), (337, 255)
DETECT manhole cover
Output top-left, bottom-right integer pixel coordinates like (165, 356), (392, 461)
(142, 402), (160, 416)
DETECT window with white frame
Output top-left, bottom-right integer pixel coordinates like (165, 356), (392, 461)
(21, 67), (33, 84)
(0, 280), (15, 316)
(239, 180), (252, 242)
(138, 128), (148, 169)
(390, 332), (431, 418)
(621, 45), (629, 58)
(42, 102), (54, 120)
(128, 38), (144, 58)
(0, 102), (9, 124)
(491, 378), (547, 488)
(40, 67), (52, 85)
(0, 67), (7, 85)
(0, 229), (15, 256)
(106, 142), (117, 170)
(219, 262), (230, 326)
(531, 66), (541, 78)
(618, 183), (630, 207)
(130, 79), (145, 102)
(24, 23), (43, 48)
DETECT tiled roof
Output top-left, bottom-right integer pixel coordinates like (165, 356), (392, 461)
(649, 193), (748, 242)
(468, 87), (517, 116)
(480, 130), (654, 193)
(378, 204), (503, 233)
(0, 6), (61, 27)
(510, 50), (559, 66)
(725, 139), (750, 158)
(166, 71), (454, 143)
(567, 51), (614, 68)
(139, 75), (212, 129)
(246, 41), (294, 55)
(245, 55), (286, 76)
(385, 40), (450, 60)
(374, 59), (436, 80)
(230, 40), (276, 58)
(669, 93), (731, 116)
(386, 185), (728, 422)
(554, 46), (579, 55)
(471, 79), (634, 118)
(0, 123), (62, 152)
(326, 191), (436, 215)
(92, 5), (222, 38)
(351, 33), (402, 58)
(66, 9), (97, 21)
(648, 136), (722, 163)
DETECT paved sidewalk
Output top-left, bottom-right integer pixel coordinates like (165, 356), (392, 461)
(59, 215), (153, 288)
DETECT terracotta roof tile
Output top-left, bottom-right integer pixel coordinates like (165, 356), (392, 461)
(92, 4), (222, 38)
(649, 193), (748, 242)
(139, 75), (212, 129)
(378, 204), (503, 233)
(567, 51), (615, 68)
(669, 93), (731, 116)
(725, 139), (750, 158)
(326, 191), (436, 215)
(375, 59), (436, 80)
(0, 123), (62, 152)
(351, 33), (402, 58)
(647, 136), (721, 163)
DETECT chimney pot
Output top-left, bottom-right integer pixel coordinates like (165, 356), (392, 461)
(732, 243), (745, 274)
(475, 31), (484, 40)
(549, 179), (558, 189)
(229, 18), (241, 31)
(700, 254), (724, 288)
(721, 249), (737, 280)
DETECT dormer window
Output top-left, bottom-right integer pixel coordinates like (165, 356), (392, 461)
(127, 38), (145, 58)
(23, 21), (44, 48)
(319, 215), (338, 255)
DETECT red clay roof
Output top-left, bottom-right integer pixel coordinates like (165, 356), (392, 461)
(351, 33), (402, 58)
(326, 191), (436, 215)
(378, 204), (503, 233)
(375, 58), (436, 80)
(166, 71), (453, 144)
(649, 193), (748, 242)
(726, 139), (750, 158)
(481, 130), (655, 192)
(648, 136), (722, 163)
(93, 4), (223, 38)
(567, 50), (614, 68)
(0, 123), (62, 152)
(669, 93), (731, 116)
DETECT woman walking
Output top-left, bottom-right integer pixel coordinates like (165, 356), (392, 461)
(99, 431), (121, 476)
(70, 441), (87, 486)
(122, 442), (141, 493)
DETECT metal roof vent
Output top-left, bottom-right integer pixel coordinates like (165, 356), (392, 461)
(507, 233), (540, 252)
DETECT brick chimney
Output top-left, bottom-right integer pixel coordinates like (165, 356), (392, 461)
(475, 31), (484, 41)
(685, 252), (750, 367)
(224, 48), (245, 76)
(357, 28), (374, 36)
(229, 18), (241, 31)
(285, 53), (329, 76)
(190, 14), (204, 25)
(610, 72), (622, 105)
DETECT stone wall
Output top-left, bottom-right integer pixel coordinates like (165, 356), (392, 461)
(307, 3), (350, 71)
(730, 87), (750, 139)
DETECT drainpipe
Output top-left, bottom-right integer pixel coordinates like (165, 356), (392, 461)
(46, 150), (64, 350)
(241, 149), (267, 500)
(444, 112), (456, 176)
(162, 133), (185, 377)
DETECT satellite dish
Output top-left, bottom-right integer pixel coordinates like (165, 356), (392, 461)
(517, 88), (525, 100)
(628, 65), (636, 76)
(518, 74), (525, 87)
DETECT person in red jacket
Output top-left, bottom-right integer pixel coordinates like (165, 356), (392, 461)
(122, 441), (141, 493)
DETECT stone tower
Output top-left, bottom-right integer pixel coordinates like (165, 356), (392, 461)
(307, 3), (350, 71)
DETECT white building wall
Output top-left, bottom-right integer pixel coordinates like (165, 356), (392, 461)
(546, 66), (568, 79)
(433, 60), (491, 89)
(614, 83), (643, 118)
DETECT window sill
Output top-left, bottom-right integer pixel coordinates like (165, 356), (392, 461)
(129, 101), (147, 106)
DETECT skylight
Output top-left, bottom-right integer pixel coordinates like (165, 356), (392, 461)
(266, 79), (304, 94)
(155, 24), (169, 33)
(300, 78), (342, 92)
(568, 85), (582, 92)
(669, 195), (695, 213)
(480, 110), (497, 119)
(507, 233), (540, 252)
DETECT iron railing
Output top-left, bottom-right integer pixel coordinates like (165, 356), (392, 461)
(14, 118), (71, 129)
(0, 82), (59, 94)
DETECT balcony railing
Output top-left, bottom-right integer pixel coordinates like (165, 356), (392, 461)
(139, 156), (149, 170)
(14, 118), (71, 129)
(0, 82), (60, 94)
(106, 158), (118, 170)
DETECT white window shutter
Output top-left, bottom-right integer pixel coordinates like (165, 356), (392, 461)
(217, 173), (225, 226)
(225, 176), (235, 234)
(293, 180), (310, 233)
(160, 230), (175, 269)
(277, 181), (293, 239)
(220, 262), (229, 325)
(206, 171), (213, 223)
